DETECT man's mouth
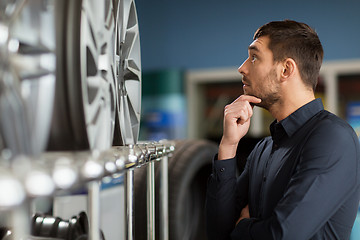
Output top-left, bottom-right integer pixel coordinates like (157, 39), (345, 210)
(242, 81), (250, 87)
(241, 77), (250, 86)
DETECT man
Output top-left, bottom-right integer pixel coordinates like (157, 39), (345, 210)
(205, 20), (360, 240)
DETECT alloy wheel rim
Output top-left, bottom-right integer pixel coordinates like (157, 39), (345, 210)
(115, 0), (141, 145)
(0, 0), (56, 156)
(80, 0), (117, 150)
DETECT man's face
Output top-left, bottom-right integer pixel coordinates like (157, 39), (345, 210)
(238, 36), (281, 110)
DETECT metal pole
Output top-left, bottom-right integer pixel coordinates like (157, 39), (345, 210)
(88, 181), (101, 240)
(125, 169), (135, 240)
(147, 161), (155, 240)
(11, 202), (30, 240)
(160, 155), (169, 240)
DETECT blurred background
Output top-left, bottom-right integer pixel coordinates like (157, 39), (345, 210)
(136, 0), (360, 142)
(135, 0), (360, 239)
(137, 0), (360, 71)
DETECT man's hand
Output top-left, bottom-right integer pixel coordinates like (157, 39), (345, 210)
(218, 95), (261, 160)
(236, 205), (250, 225)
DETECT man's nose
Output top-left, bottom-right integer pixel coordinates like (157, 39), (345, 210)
(238, 59), (248, 76)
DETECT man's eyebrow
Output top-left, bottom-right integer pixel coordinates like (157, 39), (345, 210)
(248, 45), (259, 52)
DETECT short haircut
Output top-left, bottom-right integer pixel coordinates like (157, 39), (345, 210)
(254, 20), (323, 91)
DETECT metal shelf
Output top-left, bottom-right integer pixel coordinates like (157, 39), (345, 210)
(0, 140), (175, 240)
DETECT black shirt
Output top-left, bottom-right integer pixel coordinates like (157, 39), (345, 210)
(206, 99), (360, 240)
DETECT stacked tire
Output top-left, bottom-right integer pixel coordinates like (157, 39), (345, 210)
(135, 139), (218, 240)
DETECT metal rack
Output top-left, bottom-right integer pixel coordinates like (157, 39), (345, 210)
(0, 140), (175, 240)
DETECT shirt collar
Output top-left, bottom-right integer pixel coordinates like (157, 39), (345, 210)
(270, 98), (324, 144)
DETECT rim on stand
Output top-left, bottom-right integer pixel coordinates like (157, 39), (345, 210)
(113, 0), (142, 146)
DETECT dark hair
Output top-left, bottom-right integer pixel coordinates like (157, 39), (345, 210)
(254, 20), (323, 91)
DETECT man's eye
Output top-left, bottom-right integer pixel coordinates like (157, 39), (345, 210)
(251, 55), (257, 62)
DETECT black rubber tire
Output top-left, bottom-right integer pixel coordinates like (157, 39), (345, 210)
(133, 160), (150, 240)
(47, 0), (89, 151)
(134, 139), (218, 240)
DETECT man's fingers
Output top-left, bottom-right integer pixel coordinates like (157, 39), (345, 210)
(225, 99), (255, 124)
(225, 106), (250, 124)
(235, 95), (262, 105)
(237, 109), (248, 125)
(245, 101), (253, 117)
(224, 95), (261, 126)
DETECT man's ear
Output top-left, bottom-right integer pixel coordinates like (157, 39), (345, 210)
(280, 58), (296, 82)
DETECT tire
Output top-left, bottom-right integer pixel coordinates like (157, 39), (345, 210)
(134, 140), (193, 240)
(134, 139), (218, 240)
(47, 0), (141, 151)
(48, 0), (117, 151)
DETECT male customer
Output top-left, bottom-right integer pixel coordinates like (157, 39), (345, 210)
(206, 20), (360, 240)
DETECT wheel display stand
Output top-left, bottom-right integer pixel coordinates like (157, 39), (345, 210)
(0, 141), (175, 240)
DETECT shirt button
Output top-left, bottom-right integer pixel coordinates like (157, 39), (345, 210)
(220, 168), (225, 172)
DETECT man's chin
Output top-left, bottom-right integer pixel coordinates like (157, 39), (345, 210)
(243, 93), (265, 109)
(244, 92), (261, 101)
(248, 95), (266, 109)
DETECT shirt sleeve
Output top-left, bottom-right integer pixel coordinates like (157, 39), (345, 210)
(232, 122), (360, 240)
(206, 154), (250, 240)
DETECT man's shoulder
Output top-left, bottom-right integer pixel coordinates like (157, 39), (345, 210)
(308, 110), (359, 146)
(314, 110), (356, 135)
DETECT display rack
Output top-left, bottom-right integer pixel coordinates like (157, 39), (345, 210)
(0, 140), (175, 240)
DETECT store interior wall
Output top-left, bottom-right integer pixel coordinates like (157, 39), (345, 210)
(136, 0), (360, 71)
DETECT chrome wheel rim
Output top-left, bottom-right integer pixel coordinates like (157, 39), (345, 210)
(0, 0), (56, 156)
(114, 0), (142, 145)
(79, 0), (117, 150)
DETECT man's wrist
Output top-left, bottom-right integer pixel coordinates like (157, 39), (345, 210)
(218, 140), (238, 160)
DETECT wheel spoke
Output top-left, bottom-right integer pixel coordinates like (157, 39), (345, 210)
(99, 26), (115, 76)
(85, 0), (104, 35)
(123, 25), (136, 59)
(10, 51), (55, 80)
(120, 0), (130, 43)
(127, 30), (141, 69)
(127, 101), (140, 133)
(86, 76), (108, 120)
(104, 0), (114, 31)
(119, 94), (134, 143)
(83, 12), (98, 74)
(124, 79), (140, 114)
(125, 2), (137, 34)
(124, 58), (140, 80)
(86, 75), (101, 106)
(128, 94), (140, 127)
(86, 88), (112, 150)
